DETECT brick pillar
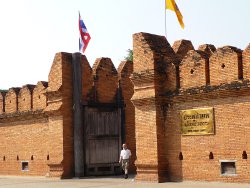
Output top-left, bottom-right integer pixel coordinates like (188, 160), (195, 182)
(45, 52), (74, 178)
(131, 32), (176, 182)
(118, 60), (136, 173)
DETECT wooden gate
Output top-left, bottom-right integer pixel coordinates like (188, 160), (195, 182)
(84, 106), (122, 175)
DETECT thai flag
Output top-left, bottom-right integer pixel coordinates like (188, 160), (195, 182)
(79, 13), (91, 53)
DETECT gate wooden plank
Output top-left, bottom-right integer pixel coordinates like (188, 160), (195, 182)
(84, 107), (121, 175)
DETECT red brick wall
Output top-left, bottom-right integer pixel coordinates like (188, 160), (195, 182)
(133, 104), (161, 181)
(18, 85), (35, 112)
(243, 44), (250, 80)
(131, 32), (250, 183)
(133, 34), (155, 73)
(2, 31), (249, 184)
(198, 44), (216, 57)
(46, 115), (64, 177)
(180, 50), (209, 88)
(0, 53), (69, 178)
(48, 53), (63, 91)
(131, 32), (176, 182)
(61, 53), (74, 177)
(92, 58), (118, 103)
(118, 61), (136, 172)
(210, 46), (243, 85)
(33, 81), (48, 111)
(45, 52), (73, 178)
(0, 92), (6, 113)
(172, 40), (194, 61)
(166, 92), (250, 183)
(0, 51), (136, 179)
(81, 56), (93, 103)
(0, 117), (49, 176)
(5, 88), (20, 113)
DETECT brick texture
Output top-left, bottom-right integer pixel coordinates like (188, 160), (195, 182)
(131, 32), (177, 182)
(0, 118), (50, 176)
(131, 32), (250, 183)
(172, 40), (194, 61)
(33, 81), (48, 111)
(5, 88), (20, 113)
(92, 58), (118, 103)
(180, 50), (209, 88)
(118, 61), (136, 172)
(18, 85), (35, 112)
(1, 31), (250, 184)
(210, 46), (243, 85)
(81, 56), (93, 103)
(166, 92), (250, 183)
(0, 91), (6, 113)
(198, 44), (216, 57)
(0, 52), (136, 179)
(61, 53), (74, 178)
(45, 52), (73, 178)
(243, 43), (250, 80)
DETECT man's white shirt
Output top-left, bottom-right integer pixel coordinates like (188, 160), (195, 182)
(120, 149), (131, 160)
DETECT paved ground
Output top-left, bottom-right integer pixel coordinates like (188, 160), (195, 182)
(0, 175), (250, 188)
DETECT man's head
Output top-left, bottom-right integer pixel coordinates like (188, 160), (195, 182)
(122, 143), (127, 149)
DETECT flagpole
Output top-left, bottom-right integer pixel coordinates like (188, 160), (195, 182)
(165, 0), (167, 38)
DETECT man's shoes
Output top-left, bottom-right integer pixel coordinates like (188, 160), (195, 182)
(124, 174), (128, 179)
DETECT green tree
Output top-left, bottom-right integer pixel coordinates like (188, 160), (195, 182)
(124, 49), (133, 61)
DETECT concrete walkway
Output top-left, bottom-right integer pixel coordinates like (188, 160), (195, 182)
(0, 175), (250, 188)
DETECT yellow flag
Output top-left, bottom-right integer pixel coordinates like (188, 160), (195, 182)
(166, 0), (185, 29)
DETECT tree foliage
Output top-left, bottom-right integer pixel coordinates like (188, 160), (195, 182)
(124, 49), (133, 61)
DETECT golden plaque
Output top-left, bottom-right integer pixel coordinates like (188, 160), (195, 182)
(180, 108), (214, 135)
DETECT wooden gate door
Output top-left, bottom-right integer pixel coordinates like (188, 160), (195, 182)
(84, 107), (122, 175)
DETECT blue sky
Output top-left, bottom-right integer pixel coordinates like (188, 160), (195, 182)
(0, 0), (249, 89)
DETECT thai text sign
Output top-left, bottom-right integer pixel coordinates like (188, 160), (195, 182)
(180, 108), (214, 135)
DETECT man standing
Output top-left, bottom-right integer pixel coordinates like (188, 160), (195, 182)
(119, 143), (131, 179)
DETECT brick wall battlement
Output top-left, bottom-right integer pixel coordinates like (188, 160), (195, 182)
(0, 55), (133, 115)
(0, 52), (135, 178)
(2, 33), (248, 115)
(132, 32), (250, 95)
(131, 32), (250, 183)
(0, 82), (48, 116)
(2, 31), (250, 182)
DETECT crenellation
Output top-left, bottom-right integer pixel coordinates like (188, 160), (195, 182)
(172, 39), (194, 61)
(41, 81), (48, 88)
(0, 91), (7, 114)
(0, 52), (137, 178)
(118, 60), (133, 80)
(243, 43), (250, 80)
(18, 84), (36, 112)
(5, 87), (21, 113)
(48, 52), (72, 92)
(1, 31), (250, 183)
(80, 55), (93, 103)
(198, 44), (216, 57)
(210, 46), (243, 85)
(133, 32), (176, 73)
(33, 81), (48, 111)
(133, 32), (178, 95)
(92, 58), (118, 103)
(131, 32), (250, 183)
(179, 50), (209, 89)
